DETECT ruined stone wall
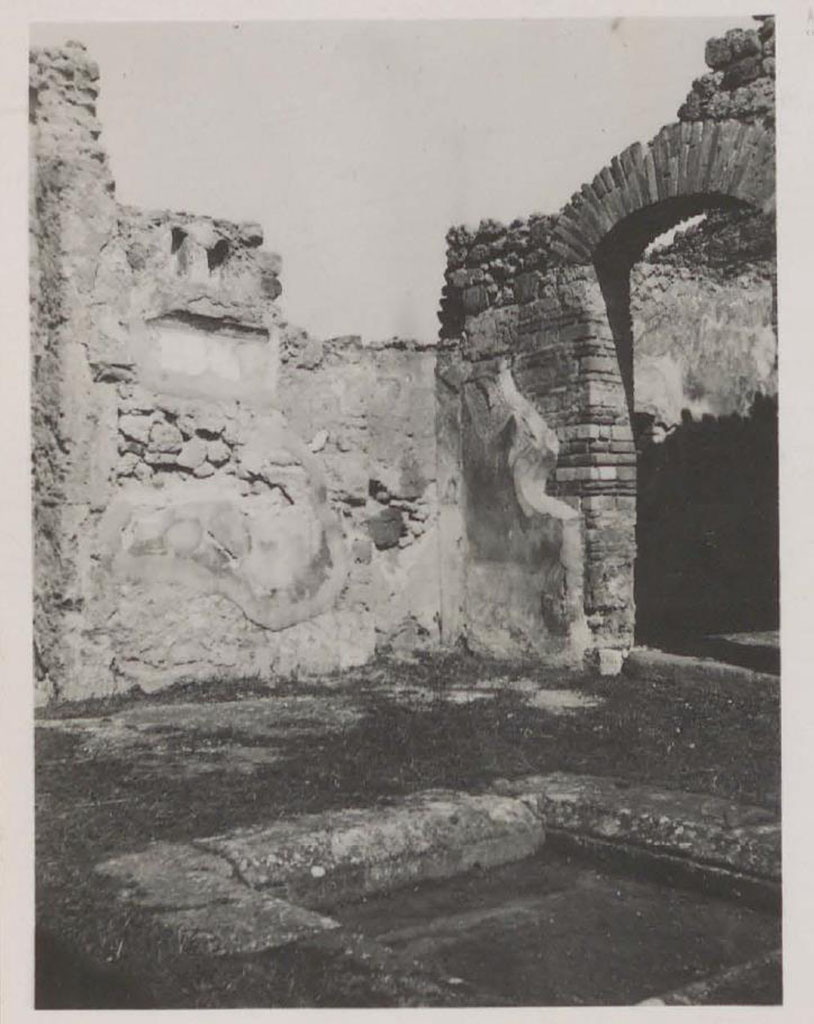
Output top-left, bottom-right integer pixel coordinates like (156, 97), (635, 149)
(439, 216), (559, 340)
(277, 333), (440, 652)
(437, 263), (632, 665)
(678, 17), (775, 127)
(31, 43), (440, 702)
(437, 16), (776, 671)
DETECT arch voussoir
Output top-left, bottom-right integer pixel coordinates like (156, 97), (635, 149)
(552, 118), (775, 264)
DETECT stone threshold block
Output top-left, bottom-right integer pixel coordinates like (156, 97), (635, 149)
(491, 772), (780, 881)
(96, 842), (340, 956)
(194, 790), (546, 908)
(625, 648), (779, 687)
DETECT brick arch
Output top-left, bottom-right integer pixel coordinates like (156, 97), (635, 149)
(550, 120), (775, 266)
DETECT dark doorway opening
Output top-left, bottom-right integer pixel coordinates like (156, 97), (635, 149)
(594, 203), (779, 673)
(633, 395), (779, 672)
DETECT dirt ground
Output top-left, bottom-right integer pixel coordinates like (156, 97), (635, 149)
(35, 650), (781, 1008)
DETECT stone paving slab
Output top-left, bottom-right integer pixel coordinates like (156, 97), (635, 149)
(493, 772), (780, 879)
(36, 694), (367, 776)
(151, 897), (339, 957)
(713, 630), (779, 650)
(195, 790), (546, 907)
(625, 648), (778, 687)
(38, 694), (364, 744)
(96, 842), (244, 910)
(96, 841), (340, 956)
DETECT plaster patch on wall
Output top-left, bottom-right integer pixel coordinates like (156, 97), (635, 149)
(132, 316), (279, 402)
(631, 266), (776, 432)
(497, 361), (578, 524)
(99, 474), (349, 632)
(458, 359), (587, 660)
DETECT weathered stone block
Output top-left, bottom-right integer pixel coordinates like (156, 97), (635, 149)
(597, 648), (625, 676)
(176, 437), (207, 470)
(723, 56), (764, 90)
(296, 337), (324, 369)
(197, 790), (546, 906)
(144, 448), (178, 466)
(705, 36), (733, 70)
(367, 507), (404, 550)
(206, 439), (231, 466)
(119, 412), (153, 444)
(195, 409), (226, 438)
(149, 419), (183, 453)
(352, 538), (373, 564)
(726, 27), (761, 60)
(238, 221), (264, 247)
(462, 285), (489, 316)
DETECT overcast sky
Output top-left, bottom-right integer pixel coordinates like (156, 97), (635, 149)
(32, 17), (754, 342)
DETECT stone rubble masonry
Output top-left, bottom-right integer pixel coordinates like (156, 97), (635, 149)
(645, 204), (775, 289)
(682, 17), (775, 127)
(31, 42), (440, 702)
(436, 18), (776, 666)
(32, 20), (777, 699)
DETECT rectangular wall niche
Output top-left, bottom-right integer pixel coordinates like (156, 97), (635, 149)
(139, 313), (277, 402)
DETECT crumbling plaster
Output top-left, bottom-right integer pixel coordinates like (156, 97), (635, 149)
(436, 17), (776, 669)
(31, 19), (777, 700)
(31, 42), (440, 702)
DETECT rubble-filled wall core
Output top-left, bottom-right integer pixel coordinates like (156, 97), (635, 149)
(30, 42), (440, 702)
(436, 17), (776, 672)
(31, 19), (778, 701)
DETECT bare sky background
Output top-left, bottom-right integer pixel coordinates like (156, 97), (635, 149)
(31, 17), (753, 341)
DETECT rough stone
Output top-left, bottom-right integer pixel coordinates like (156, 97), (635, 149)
(238, 221), (264, 247)
(495, 772), (780, 879)
(705, 36), (732, 69)
(723, 55), (764, 89)
(625, 649), (778, 689)
(206, 438), (231, 465)
(726, 27), (761, 59)
(367, 507), (404, 550)
(196, 790), (546, 907)
(148, 419), (183, 453)
(177, 413), (196, 438)
(194, 410), (225, 438)
(96, 841), (339, 955)
(176, 436), (207, 470)
(118, 413), (152, 444)
(308, 428), (329, 453)
(597, 648), (624, 676)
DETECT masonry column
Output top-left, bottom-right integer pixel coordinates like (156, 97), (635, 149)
(546, 266), (636, 672)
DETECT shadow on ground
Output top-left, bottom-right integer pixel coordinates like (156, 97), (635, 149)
(35, 650), (780, 1008)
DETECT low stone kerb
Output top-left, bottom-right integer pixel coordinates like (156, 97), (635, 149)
(195, 790), (546, 908)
